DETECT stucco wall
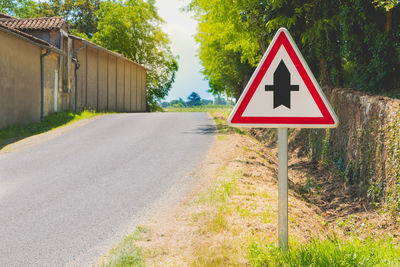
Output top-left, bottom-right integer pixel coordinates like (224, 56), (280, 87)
(75, 40), (87, 110)
(43, 53), (59, 116)
(141, 68), (147, 111)
(98, 51), (108, 111)
(107, 55), (117, 112)
(116, 58), (124, 112)
(130, 65), (137, 112)
(124, 62), (131, 112)
(86, 47), (98, 110)
(71, 39), (147, 113)
(136, 67), (142, 111)
(0, 30), (41, 128)
(0, 34), (146, 129)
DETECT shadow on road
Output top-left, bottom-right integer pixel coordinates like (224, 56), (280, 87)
(182, 124), (217, 135)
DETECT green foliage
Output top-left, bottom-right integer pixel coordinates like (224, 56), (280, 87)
(101, 226), (147, 267)
(188, 0), (258, 99)
(385, 109), (400, 215)
(35, 0), (101, 38)
(0, 0), (38, 18)
(341, 0), (400, 93)
(187, 91), (202, 106)
(169, 98), (187, 108)
(166, 104), (233, 113)
(92, 0), (178, 111)
(189, 0), (400, 98)
(374, 0), (400, 11)
(0, 0), (102, 37)
(248, 236), (400, 267)
(214, 95), (227, 105)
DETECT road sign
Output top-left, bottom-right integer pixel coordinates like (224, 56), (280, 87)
(227, 28), (339, 250)
(228, 28), (338, 128)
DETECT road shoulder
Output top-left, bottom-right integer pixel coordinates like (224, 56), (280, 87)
(0, 115), (105, 154)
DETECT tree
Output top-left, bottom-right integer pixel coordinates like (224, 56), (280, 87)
(0, 0), (102, 38)
(201, 99), (213, 105)
(187, 92), (201, 106)
(161, 101), (170, 108)
(340, 0), (400, 92)
(188, 0), (258, 100)
(0, 0), (39, 18)
(189, 0), (399, 97)
(92, 0), (178, 110)
(214, 95), (226, 105)
(35, 0), (101, 38)
(170, 98), (186, 107)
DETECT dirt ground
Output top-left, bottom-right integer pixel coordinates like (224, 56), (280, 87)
(131, 112), (399, 266)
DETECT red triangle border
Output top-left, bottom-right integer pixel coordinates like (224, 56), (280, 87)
(230, 30), (335, 126)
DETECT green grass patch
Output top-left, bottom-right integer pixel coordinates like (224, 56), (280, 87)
(207, 170), (242, 203)
(0, 110), (108, 150)
(166, 104), (233, 115)
(101, 226), (148, 267)
(248, 236), (400, 267)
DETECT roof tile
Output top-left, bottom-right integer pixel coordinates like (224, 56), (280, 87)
(0, 17), (66, 31)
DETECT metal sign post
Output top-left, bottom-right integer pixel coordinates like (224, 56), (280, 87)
(278, 128), (288, 249)
(227, 28), (338, 250)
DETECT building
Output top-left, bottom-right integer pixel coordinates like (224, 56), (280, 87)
(0, 14), (147, 129)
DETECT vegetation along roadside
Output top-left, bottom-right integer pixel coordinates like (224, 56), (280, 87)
(0, 110), (108, 151)
(99, 106), (400, 266)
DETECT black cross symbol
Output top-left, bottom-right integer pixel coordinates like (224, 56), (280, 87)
(265, 60), (299, 109)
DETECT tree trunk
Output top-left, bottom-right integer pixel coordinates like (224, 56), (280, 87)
(319, 57), (331, 86)
(385, 8), (392, 32)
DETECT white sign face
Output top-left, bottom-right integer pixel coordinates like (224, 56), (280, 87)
(228, 28), (338, 128)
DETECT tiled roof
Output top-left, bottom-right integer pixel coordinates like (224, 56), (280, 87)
(0, 13), (16, 19)
(0, 23), (53, 47)
(0, 17), (66, 31)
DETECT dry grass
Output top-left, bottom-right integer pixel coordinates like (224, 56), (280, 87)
(128, 112), (327, 266)
(103, 111), (399, 266)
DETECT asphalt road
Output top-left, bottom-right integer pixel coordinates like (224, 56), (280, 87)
(0, 112), (215, 266)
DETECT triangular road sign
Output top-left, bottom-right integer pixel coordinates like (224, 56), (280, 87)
(228, 28), (338, 128)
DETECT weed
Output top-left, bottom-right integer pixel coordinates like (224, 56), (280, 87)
(166, 105), (233, 114)
(261, 209), (273, 224)
(248, 236), (400, 267)
(203, 208), (229, 233)
(101, 226), (148, 267)
(191, 238), (242, 267)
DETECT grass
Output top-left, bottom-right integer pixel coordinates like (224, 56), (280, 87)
(165, 104), (249, 136)
(0, 110), (107, 150)
(100, 226), (148, 267)
(165, 104), (233, 115)
(248, 236), (400, 267)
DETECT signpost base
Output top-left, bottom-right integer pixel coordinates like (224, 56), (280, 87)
(278, 128), (288, 250)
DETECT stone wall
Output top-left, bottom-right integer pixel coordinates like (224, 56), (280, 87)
(250, 88), (400, 213)
(321, 88), (400, 212)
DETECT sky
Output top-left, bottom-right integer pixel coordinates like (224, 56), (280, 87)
(154, 0), (214, 101)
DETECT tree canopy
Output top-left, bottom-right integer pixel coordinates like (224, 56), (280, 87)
(189, 0), (400, 99)
(92, 0), (178, 110)
(187, 91), (201, 106)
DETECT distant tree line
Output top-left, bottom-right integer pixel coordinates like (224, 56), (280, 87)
(161, 92), (232, 108)
(0, 0), (178, 110)
(188, 0), (400, 99)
